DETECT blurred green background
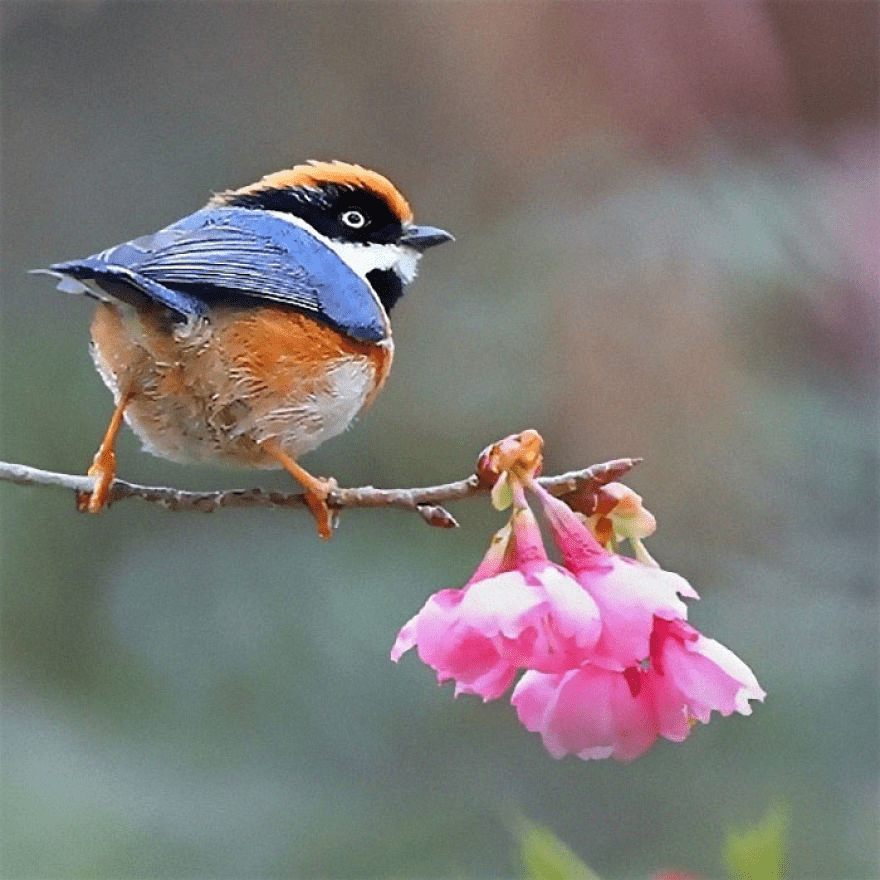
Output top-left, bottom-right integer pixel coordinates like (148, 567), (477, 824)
(1, 2), (877, 878)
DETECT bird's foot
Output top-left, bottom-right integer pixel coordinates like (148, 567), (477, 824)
(302, 475), (338, 541)
(77, 449), (116, 513)
(261, 440), (340, 539)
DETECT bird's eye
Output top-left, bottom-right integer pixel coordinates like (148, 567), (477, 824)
(340, 209), (368, 229)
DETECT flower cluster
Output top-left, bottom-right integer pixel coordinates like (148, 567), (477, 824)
(392, 432), (764, 762)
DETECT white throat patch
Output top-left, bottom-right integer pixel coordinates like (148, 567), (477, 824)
(265, 210), (421, 285)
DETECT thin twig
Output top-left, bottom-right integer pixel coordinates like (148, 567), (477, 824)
(0, 457), (640, 528)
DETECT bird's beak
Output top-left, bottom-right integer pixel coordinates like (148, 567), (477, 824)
(400, 225), (455, 252)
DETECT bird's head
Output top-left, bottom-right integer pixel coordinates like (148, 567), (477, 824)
(210, 160), (453, 313)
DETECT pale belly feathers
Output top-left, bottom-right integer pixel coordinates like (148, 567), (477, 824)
(89, 300), (392, 468)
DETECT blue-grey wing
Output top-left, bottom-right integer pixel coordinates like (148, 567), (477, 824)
(48, 208), (389, 343)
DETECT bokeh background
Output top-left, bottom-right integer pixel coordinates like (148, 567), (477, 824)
(1, 2), (877, 878)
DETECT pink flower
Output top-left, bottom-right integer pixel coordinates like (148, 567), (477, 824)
(532, 481), (697, 670)
(391, 484), (602, 700)
(512, 664), (660, 761)
(392, 428), (765, 763)
(645, 617), (766, 728)
(511, 616), (765, 762)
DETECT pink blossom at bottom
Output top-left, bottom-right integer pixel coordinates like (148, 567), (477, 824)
(511, 616), (765, 762)
(512, 664), (660, 761)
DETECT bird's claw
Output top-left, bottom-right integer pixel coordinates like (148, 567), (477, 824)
(77, 451), (116, 513)
(303, 476), (338, 540)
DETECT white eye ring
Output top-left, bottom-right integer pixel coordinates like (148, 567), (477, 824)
(341, 209), (368, 229)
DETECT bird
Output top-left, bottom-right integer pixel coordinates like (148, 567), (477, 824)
(42, 160), (453, 538)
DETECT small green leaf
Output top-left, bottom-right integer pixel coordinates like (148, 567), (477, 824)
(513, 816), (603, 880)
(723, 805), (790, 880)
(491, 472), (513, 510)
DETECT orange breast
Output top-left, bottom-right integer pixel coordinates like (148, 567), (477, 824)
(89, 301), (394, 467)
(216, 306), (393, 403)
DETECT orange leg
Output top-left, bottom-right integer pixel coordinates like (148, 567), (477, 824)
(262, 440), (337, 540)
(77, 390), (134, 513)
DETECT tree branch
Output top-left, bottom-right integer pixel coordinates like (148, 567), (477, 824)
(0, 457), (640, 528)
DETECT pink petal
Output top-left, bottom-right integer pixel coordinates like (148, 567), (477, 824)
(669, 634), (766, 717)
(456, 571), (550, 638)
(531, 481), (699, 668)
(466, 522), (514, 585)
(508, 494), (550, 566)
(509, 670), (564, 732)
(390, 588), (515, 700)
(524, 564), (603, 652)
(445, 632), (517, 701)
(641, 670), (693, 742)
(580, 558), (697, 668)
(457, 567), (601, 671)
(512, 665), (660, 762)
(531, 483), (611, 573)
(390, 615), (418, 662)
